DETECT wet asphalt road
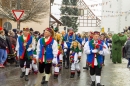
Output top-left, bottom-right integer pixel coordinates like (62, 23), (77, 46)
(0, 53), (130, 86)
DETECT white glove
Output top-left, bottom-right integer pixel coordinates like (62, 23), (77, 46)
(52, 57), (58, 64)
(27, 48), (32, 51)
(92, 49), (98, 53)
(64, 49), (67, 52)
(99, 51), (104, 55)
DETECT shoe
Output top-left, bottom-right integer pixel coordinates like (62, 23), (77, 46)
(33, 71), (38, 74)
(0, 64), (5, 68)
(77, 71), (80, 77)
(1, 64), (5, 68)
(83, 66), (88, 70)
(65, 66), (69, 69)
(63, 62), (65, 67)
(54, 75), (58, 79)
(70, 74), (75, 78)
(41, 76), (45, 84)
(25, 75), (29, 81)
(44, 81), (48, 86)
(20, 72), (25, 78)
(97, 83), (104, 86)
(91, 81), (95, 86)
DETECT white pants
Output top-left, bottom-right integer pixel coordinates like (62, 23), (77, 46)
(30, 60), (38, 71)
(54, 66), (60, 76)
(71, 63), (80, 71)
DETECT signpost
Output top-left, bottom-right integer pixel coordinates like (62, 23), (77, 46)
(12, 10), (24, 29)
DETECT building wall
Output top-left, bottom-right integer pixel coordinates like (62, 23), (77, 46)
(101, 0), (130, 33)
(77, 27), (101, 33)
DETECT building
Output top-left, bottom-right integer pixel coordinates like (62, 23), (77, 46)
(77, 0), (101, 33)
(101, 0), (130, 33)
(0, 0), (52, 33)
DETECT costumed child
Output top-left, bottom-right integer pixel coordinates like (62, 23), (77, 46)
(69, 41), (82, 78)
(30, 31), (39, 74)
(52, 45), (63, 79)
(61, 31), (68, 67)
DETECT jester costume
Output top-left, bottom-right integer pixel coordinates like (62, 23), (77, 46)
(70, 45), (82, 78)
(30, 36), (39, 74)
(64, 29), (78, 69)
(112, 34), (127, 63)
(16, 32), (35, 81)
(84, 38), (109, 86)
(52, 48), (63, 79)
(37, 36), (58, 85)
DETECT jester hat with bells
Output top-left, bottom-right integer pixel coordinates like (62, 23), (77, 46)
(70, 40), (81, 51)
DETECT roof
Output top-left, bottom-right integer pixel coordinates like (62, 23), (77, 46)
(50, 14), (63, 25)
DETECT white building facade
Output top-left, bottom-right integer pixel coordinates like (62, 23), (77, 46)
(101, 0), (130, 33)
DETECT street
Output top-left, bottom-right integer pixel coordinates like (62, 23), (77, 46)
(0, 53), (130, 86)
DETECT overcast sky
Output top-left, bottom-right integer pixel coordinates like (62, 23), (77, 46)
(51, 0), (102, 19)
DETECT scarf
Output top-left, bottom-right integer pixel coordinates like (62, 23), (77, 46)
(0, 35), (6, 40)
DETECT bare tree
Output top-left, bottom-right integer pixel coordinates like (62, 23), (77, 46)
(0, 0), (50, 23)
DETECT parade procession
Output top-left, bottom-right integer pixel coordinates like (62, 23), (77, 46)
(0, 0), (130, 86)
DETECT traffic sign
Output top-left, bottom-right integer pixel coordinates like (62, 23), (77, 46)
(3, 22), (12, 30)
(12, 10), (24, 21)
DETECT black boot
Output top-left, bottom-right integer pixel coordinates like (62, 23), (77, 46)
(91, 81), (95, 86)
(25, 75), (29, 81)
(15, 60), (19, 67)
(20, 72), (25, 78)
(77, 71), (80, 77)
(54, 75), (58, 79)
(70, 74), (75, 78)
(41, 76), (45, 84)
(97, 83), (104, 86)
(63, 62), (65, 67)
(83, 64), (89, 70)
(44, 81), (48, 86)
(65, 65), (69, 69)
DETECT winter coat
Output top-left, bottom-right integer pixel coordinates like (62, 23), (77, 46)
(0, 37), (7, 50)
(124, 40), (130, 58)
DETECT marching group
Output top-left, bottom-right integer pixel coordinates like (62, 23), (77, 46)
(0, 26), (129, 86)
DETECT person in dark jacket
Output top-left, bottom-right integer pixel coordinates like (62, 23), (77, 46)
(124, 35), (130, 69)
(0, 27), (8, 68)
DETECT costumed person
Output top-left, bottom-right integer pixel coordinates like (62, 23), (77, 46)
(54, 32), (62, 45)
(37, 28), (58, 85)
(100, 33), (106, 65)
(70, 41), (82, 78)
(61, 31), (68, 67)
(84, 31), (109, 86)
(30, 31), (39, 74)
(64, 27), (78, 69)
(82, 33), (88, 47)
(76, 33), (82, 45)
(15, 28), (35, 81)
(112, 33), (127, 64)
(53, 45), (63, 79)
(0, 27), (7, 68)
(83, 32), (93, 70)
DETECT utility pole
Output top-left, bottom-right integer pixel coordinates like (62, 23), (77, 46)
(17, 0), (21, 30)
